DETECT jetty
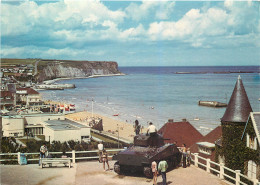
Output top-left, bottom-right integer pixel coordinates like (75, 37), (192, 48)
(35, 83), (76, 90)
(198, 101), (227, 108)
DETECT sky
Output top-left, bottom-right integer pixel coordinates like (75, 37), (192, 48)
(1, 0), (260, 66)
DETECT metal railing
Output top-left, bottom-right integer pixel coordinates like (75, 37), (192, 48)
(191, 153), (259, 185)
(0, 149), (124, 163)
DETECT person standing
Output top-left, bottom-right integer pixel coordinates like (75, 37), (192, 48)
(147, 122), (157, 146)
(39, 143), (48, 166)
(151, 161), (158, 185)
(182, 143), (187, 168)
(134, 120), (141, 135)
(98, 141), (104, 163)
(158, 160), (168, 185)
(102, 149), (110, 171)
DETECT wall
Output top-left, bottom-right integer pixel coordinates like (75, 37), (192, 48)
(44, 127), (81, 143)
(2, 117), (24, 137)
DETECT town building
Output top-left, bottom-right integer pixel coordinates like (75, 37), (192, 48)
(1, 113), (91, 143)
(44, 119), (90, 143)
(190, 126), (222, 163)
(241, 112), (260, 181)
(158, 119), (203, 147)
(215, 76), (259, 182)
(0, 91), (15, 110)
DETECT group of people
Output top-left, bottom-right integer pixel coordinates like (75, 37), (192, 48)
(98, 141), (110, 171)
(151, 160), (168, 185)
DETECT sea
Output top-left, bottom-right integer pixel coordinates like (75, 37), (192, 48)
(40, 66), (260, 135)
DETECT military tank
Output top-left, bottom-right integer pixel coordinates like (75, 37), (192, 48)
(112, 133), (182, 178)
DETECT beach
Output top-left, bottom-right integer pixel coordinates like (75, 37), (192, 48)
(65, 111), (146, 143)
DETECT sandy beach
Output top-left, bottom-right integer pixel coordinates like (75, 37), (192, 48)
(66, 111), (146, 143)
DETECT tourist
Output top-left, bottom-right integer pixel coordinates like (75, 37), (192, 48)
(187, 148), (191, 167)
(98, 141), (104, 163)
(158, 160), (168, 185)
(147, 122), (157, 146)
(102, 149), (110, 171)
(182, 143), (187, 168)
(61, 151), (67, 158)
(39, 143), (48, 166)
(151, 161), (158, 185)
(147, 122), (157, 136)
(134, 120), (141, 135)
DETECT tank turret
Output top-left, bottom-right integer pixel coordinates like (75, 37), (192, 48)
(112, 133), (182, 178)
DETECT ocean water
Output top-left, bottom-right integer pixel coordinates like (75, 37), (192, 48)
(40, 66), (260, 135)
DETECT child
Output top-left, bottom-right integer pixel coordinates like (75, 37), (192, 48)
(102, 149), (110, 171)
(151, 161), (158, 185)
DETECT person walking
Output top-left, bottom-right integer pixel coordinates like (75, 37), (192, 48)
(158, 160), (168, 185)
(98, 141), (104, 163)
(151, 161), (158, 185)
(102, 149), (110, 171)
(39, 143), (48, 166)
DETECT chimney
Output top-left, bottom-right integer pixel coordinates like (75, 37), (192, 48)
(182, 118), (187, 122)
(168, 119), (174, 123)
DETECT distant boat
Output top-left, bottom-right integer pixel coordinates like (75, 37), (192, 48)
(113, 114), (119, 116)
(194, 117), (200, 121)
(198, 101), (227, 108)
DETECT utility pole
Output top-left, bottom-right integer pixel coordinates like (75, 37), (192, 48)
(117, 124), (119, 148)
(91, 98), (94, 118)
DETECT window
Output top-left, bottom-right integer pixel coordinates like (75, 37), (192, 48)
(247, 134), (257, 150)
(198, 146), (212, 155)
(248, 160), (257, 179)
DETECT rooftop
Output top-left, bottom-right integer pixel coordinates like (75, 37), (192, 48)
(45, 119), (89, 131)
(158, 120), (203, 147)
(221, 76), (252, 123)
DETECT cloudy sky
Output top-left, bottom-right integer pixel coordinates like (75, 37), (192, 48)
(1, 0), (260, 66)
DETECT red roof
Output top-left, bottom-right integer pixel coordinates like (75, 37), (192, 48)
(190, 126), (222, 162)
(158, 121), (203, 148)
(1, 91), (14, 99)
(16, 88), (39, 95)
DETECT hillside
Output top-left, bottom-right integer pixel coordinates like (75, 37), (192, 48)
(1, 58), (122, 82)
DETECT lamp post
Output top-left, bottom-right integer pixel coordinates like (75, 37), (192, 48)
(117, 124), (119, 148)
(91, 98), (94, 118)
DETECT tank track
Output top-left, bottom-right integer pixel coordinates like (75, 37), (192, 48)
(114, 162), (120, 174)
(143, 166), (153, 178)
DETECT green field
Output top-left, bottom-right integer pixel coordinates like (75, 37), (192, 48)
(1, 58), (39, 66)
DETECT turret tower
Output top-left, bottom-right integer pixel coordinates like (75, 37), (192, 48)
(219, 76), (253, 171)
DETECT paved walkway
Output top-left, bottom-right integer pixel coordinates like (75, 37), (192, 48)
(1, 161), (228, 185)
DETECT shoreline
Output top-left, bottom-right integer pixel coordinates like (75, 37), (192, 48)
(65, 111), (145, 143)
(43, 73), (126, 84)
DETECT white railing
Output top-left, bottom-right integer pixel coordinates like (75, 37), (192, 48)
(191, 153), (259, 185)
(0, 149), (124, 164)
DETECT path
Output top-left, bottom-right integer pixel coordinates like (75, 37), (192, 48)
(0, 161), (228, 185)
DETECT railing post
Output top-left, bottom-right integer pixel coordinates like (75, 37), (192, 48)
(219, 163), (224, 180)
(206, 158), (210, 173)
(235, 170), (241, 185)
(253, 179), (259, 185)
(194, 153), (199, 167)
(17, 152), (21, 165)
(72, 150), (76, 164)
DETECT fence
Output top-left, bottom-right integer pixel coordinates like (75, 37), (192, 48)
(191, 153), (259, 185)
(0, 149), (124, 164)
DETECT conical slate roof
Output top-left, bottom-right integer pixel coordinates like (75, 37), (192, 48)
(221, 76), (252, 123)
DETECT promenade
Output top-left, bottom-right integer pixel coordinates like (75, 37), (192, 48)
(1, 161), (228, 185)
